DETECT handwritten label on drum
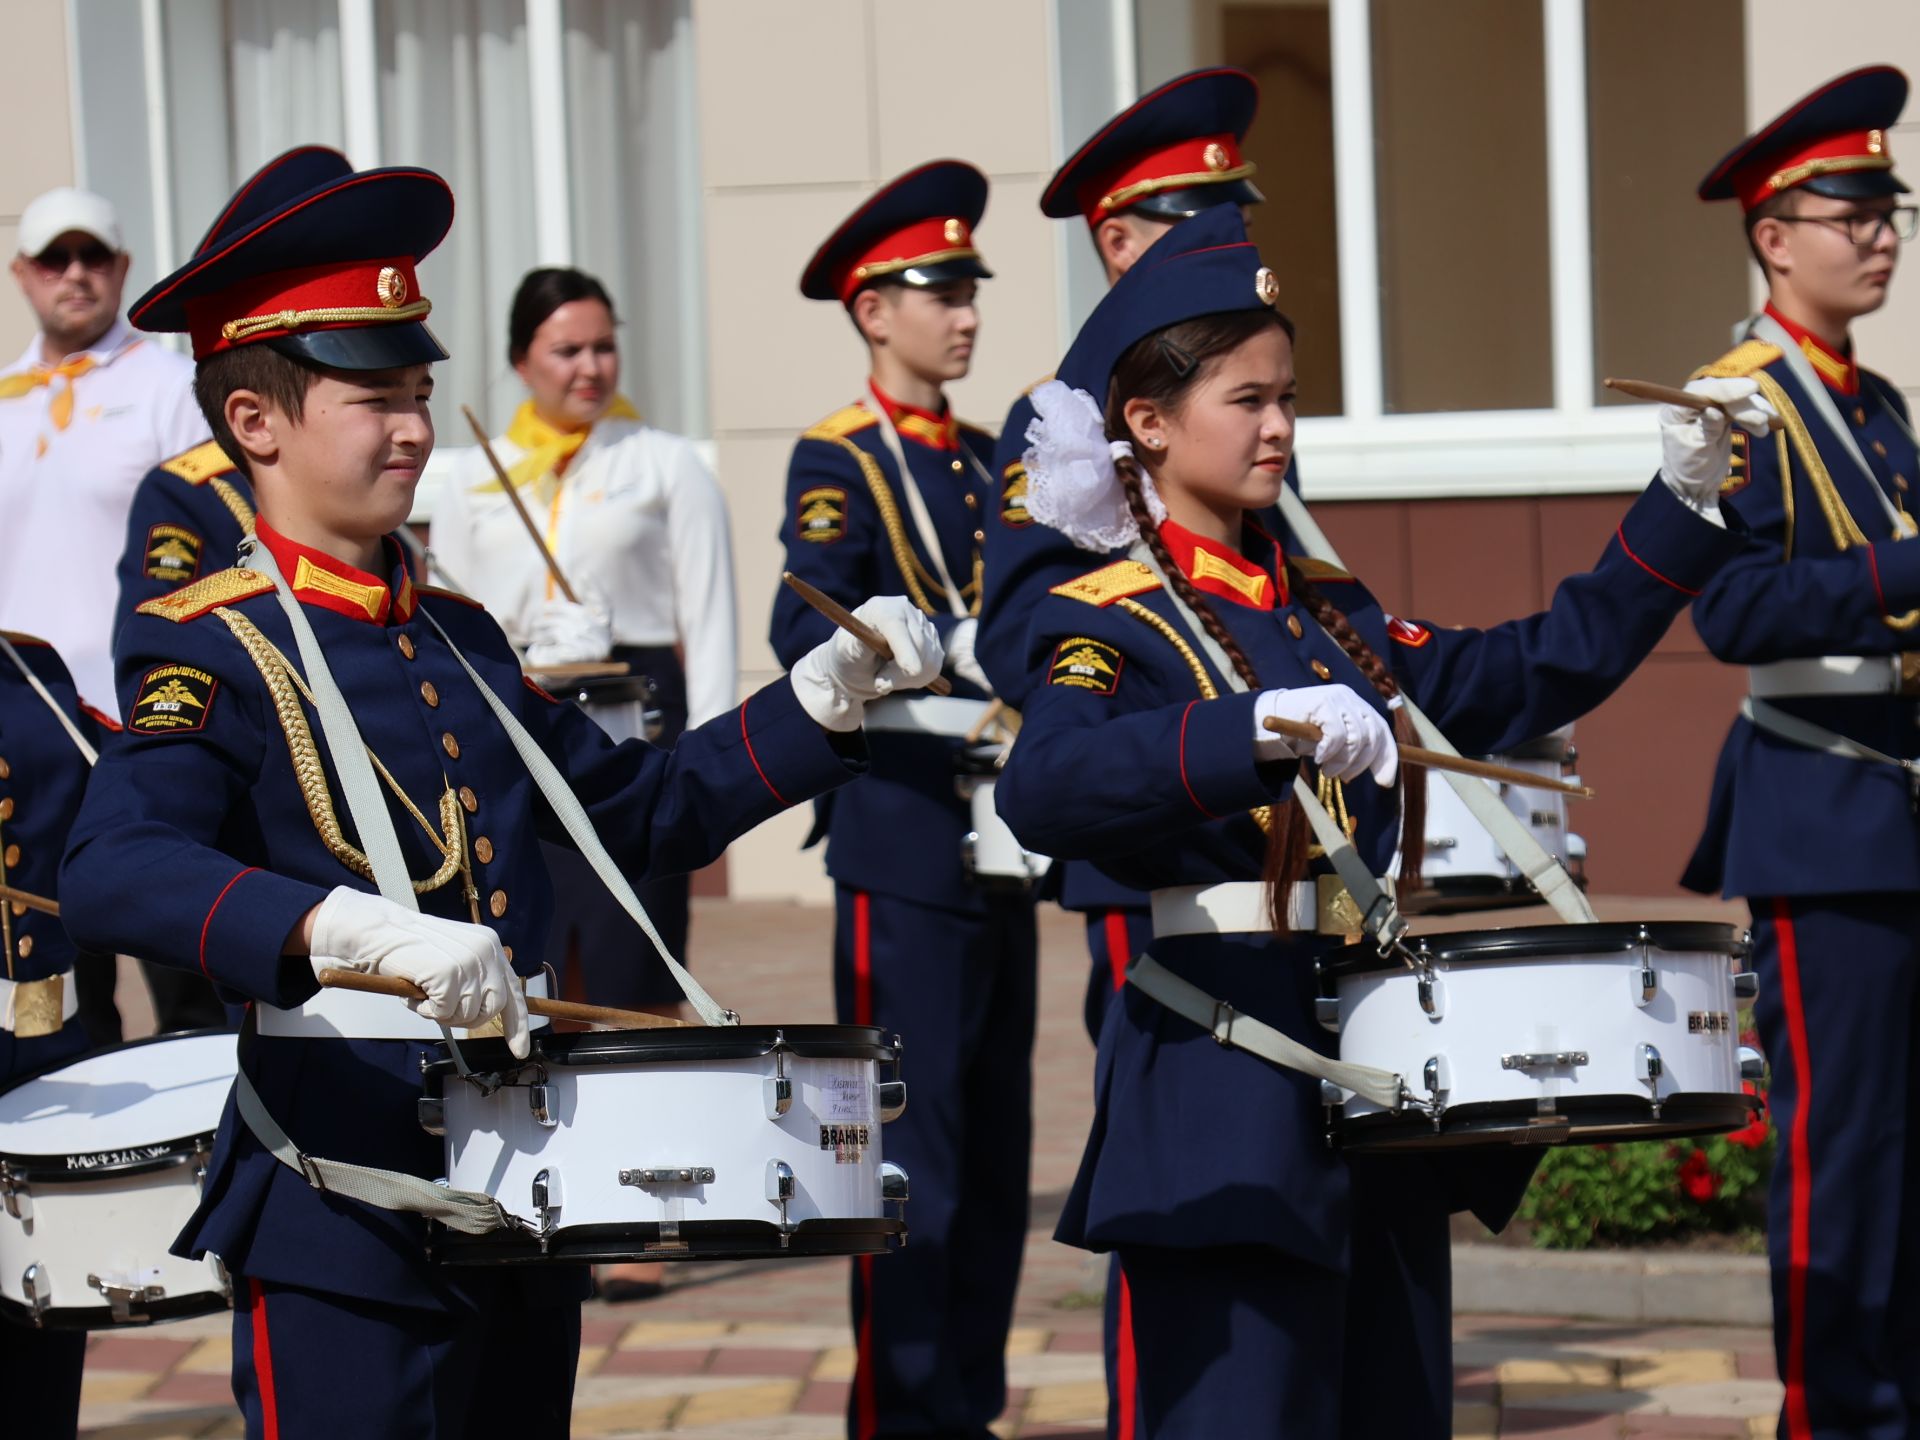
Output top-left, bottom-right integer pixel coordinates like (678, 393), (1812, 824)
(820, 1124), (872, 1164)
(64, 1143), (177, 1172)
(818, 1074), (873, 1124)
(1689, 1011), (1732, 1036)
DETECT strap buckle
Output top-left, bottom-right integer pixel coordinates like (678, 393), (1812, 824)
(1210, 999), (1238, 1048)
(295, 1150), (328, 1192)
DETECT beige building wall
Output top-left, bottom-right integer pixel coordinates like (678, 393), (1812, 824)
(0, 0), (78, 358)
(691, 0), (1072, 900)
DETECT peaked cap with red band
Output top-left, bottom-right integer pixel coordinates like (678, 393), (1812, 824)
(1698, 64), (1909, 210)
(130, 162), (454, 370)
(800, 160), (993, 305)
(1042, 67), (1264, 225)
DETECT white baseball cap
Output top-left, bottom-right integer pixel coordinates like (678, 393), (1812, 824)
(17, 187), (123, 259)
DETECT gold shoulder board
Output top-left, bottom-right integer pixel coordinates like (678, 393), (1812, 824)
(135, 567), (274, 622)
(1290, 555), (1354, 584)
(803, 404), (881, 442)
(1692, 339), (1783, 381)
(160, 440), (237, 486)
(1049, 560), (1160, 607)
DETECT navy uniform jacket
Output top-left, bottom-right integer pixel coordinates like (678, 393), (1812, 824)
(112, 440), (255, 642)
(0, 635), (113, 1077)
(996, 481), (1741, 1267)
(1684, 331), (1920, 898)
(976, 386), (1299, 912)
(61, 529), (863, 1311)
(769, 394), (996, 912)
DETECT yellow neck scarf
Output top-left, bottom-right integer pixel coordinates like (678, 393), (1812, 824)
(479, 396), (642, 500)
(0, 357), (98, 430)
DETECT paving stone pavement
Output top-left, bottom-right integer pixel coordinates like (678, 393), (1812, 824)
(69, 896), (1783, 1438)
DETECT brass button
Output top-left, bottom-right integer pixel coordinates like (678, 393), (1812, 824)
(1287, 615), (1304, 639)
(16, 935), (30, 960)
(474, 836), (494, 864)
(441, 733), (460, 760)
(1854, 407), (1868, 426)
(1898, 475), (1911, 493)
(950, 459), (964, 473)
(964, 493), (979, 509)
(489, 889), (508, 918)
(459, 787), (478, 813)
(1874, 440), (1889, 457)
(398, 634), (416, 660)
(973, 529), (985, 542)
(3, 844), (17, 868)
(0, 798), (13, 820)
(0, 758), (9, 779)
(503, 945), (514, 963)
(7, 902), (21, 919)
(420, 681), (439, 708)
(1311, 660), (1332, 680)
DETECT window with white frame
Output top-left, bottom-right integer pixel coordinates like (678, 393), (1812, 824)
(67, 0), (707, 457)
(1104, 0), (1751, 498)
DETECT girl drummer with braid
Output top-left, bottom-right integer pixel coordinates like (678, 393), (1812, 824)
(994, 204), (1768, 1439)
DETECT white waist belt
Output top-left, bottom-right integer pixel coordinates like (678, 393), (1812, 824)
(1151, 880), (1390, 937)
(1749, 655), (1911, 699)
(0, 969), (77, 1037)
(258, 970), (550, 1041)
(863, 694), (994, 738)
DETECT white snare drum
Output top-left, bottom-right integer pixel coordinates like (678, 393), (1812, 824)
(956, 746), (1051, 890)
(421, 1025), (908, 1264)
(1318, 923), (1760, 1149)
(1414, 729), (1582, 912)
(0, 1030), (237, 1327)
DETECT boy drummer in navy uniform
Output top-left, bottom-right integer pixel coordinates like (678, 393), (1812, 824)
(1681, 65), (1920, 1437)
(0, 633), (118, 1437)
(58, 159), (941, 1438)
(770, 160), (1039, 1440)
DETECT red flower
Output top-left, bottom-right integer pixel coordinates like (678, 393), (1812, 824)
(1678, 1148), (1718, 1203)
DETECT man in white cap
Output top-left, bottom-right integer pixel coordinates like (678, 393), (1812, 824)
(0, 186), (204, 713)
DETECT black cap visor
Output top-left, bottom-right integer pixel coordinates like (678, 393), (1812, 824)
(267, 321), (449, 372)
(1123, 179), (1265, 223)
(1801, 169), (1911, 202)
(853, 255), (994, 301)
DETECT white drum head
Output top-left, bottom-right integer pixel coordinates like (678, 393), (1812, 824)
(0, 1032), (237, 1161)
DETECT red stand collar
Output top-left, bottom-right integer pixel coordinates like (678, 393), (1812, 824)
(1765, 302), (1858, 395)
(1158, 517), (1284, 610)
(868, 378), (960, 452)
(254, 518), (416, 625)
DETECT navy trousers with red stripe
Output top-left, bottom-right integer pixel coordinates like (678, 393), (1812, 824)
(230, 1275), (581, 1438)
(1749, 896), (1920, 1440)
(833, 886), (1037, 1440)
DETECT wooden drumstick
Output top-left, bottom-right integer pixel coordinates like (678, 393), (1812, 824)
(1261, 717), (1595, 799)
(460, 404), (581, 604)
(0, 883), (57, 917)
(1603, 377), (1786, 433)
(316, 967), (691, 1030)
(781, 572), (954, 697)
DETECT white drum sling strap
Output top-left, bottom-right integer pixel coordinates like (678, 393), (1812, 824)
(0, 634), (98, 765)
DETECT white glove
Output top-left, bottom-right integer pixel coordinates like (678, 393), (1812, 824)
(525, 594), (613, 668)
(1658, 377), (1778, 520)
(944, 617), (991, 693)
(1253, 685), (1399, 787)
(789, 596), (945, 732)
(308, 887), (530, 1059)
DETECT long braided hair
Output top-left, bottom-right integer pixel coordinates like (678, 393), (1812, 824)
(1103, 309), (1425, 934)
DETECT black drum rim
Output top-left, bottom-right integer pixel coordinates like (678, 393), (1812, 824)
(1332, 1091), (1760, 1151)
(1319, 922), (1743, 980)
(423, 1023), (897, 1082)
(428, 1215), (906, 1266)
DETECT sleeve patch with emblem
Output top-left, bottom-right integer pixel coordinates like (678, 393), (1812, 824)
(144, 523), (205, 584)
(129, 664), (218, 733)
(1385, 616), (1432, 648)
(1000, 463), (1033, 528)
(1721, 430), (1750, 496)
(1049, 637), (1124, 694)
(797, 486), (847, 544)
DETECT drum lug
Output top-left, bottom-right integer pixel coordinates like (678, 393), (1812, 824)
(1, 1163), (29, 1222)
(1738, 1046), (1766, 1082)
(1634, 964), (1657, 1007)
(209, 1255), (233, 1305)
(87, 1273), (166, 1325)
(765, 1159), (797, 1248)
(1416, 970), (1444, 1021)
(876, 1081), (907, 1124)
(961, 832), (980, 873)
(879, 1160), (909, 1204)
(527, 1069), (557, 1130)
(416, 1096), (447, 1137)
(529, 1167), (560, 1242)
(1638, 1042), (1665, 1117)
(20, 1264), (47, 1324)
(1313, 996), (1341, 1033)
(1733, 970), (1760, 1001)
(1423, 1054), (1451, 1100)
(1318, 1079), (1344, 1110)
(764, 1044), (792, 1121)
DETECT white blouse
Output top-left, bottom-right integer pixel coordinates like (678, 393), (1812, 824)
(430, 416), (739, 728)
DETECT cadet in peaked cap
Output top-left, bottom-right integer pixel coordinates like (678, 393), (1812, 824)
(61, 158), (940, 1439)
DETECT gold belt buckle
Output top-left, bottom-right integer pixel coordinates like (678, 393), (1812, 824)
(12, 974), (64, 1039)
(1316, 876), (1366, 939)
(1900, 652), (1920, 697)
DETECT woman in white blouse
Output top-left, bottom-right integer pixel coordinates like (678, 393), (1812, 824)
(432, 266), (738, 1029)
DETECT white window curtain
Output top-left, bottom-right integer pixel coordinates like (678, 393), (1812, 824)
(224, 0), (348, 171)
(378, 0), (541, 434)
(562, 0), (709, 439)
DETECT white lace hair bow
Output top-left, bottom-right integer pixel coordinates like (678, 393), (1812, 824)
(1021, 379), (1168, 552)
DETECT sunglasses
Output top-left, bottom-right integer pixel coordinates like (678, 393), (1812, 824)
(28, 241), (117, 274)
